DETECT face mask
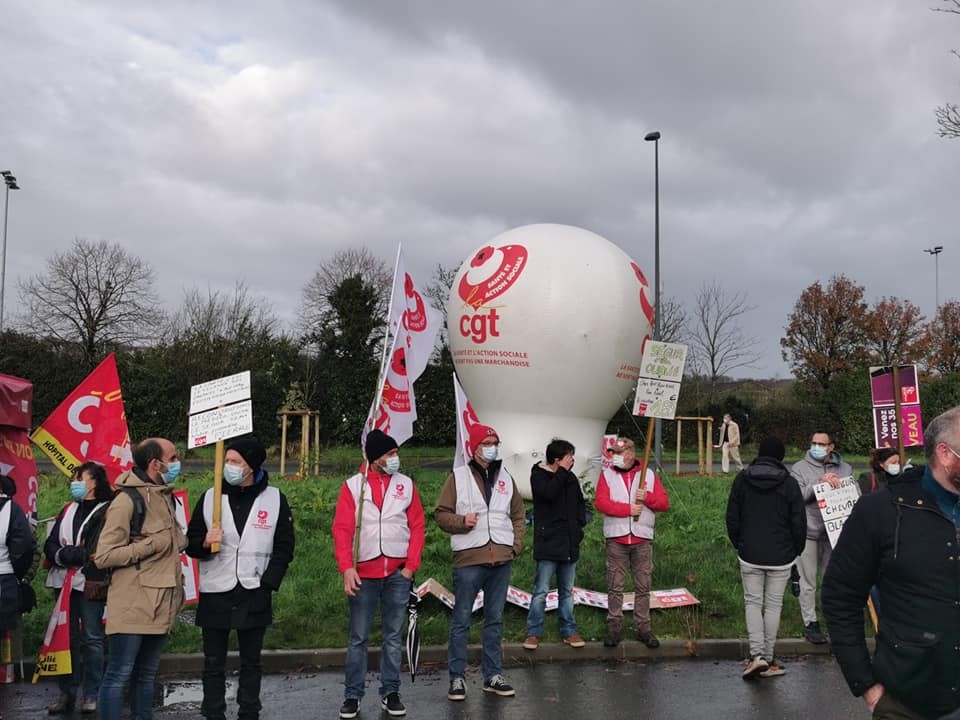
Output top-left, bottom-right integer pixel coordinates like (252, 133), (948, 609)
(161, 460), (181, 484)
(809, 446), (828, 461)
(224, 465), (246, 485)
(611, 454), (625, 468)
(886, 463), (901, 476)
(70, 481), (88, 501)
(384, 456), (401, 474)
(481, 445), (499, 462)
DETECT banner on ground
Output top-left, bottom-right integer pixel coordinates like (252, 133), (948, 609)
(633, 341), (688, 420)
(31, 354), (133, 483)
(33, 568), (77, 682)
(814, 477), (860, 547)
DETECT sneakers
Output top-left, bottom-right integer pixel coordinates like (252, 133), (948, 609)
(447, 677), (467, 701)
(482, 674), (516, 697)
(339, 698), (359, 719)
(804, 621), (828, 645)
(759, 661), (786, 678)
(637, 629), (660, 649)
(381, 692), (406, 717)
(79, 697), (98, 714)
(742, 655), (769, 679)
(563, 634), (586, 648)
(47, 695), (75, 715)
(523, 635), (539, 650)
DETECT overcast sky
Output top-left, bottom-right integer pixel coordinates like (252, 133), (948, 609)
(1, 1), (957, 377)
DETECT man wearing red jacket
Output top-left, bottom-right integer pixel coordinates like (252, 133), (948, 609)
(595, 436), (670, 648)
(332, 430), (426, 720)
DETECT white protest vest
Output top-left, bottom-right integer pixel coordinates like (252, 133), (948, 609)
(200, 486), (280, 592)
(45, 501), (108, 592)
(450, 465), (515, 552)
(0, 500), (12, 575)
(602, 466), (657, 540)
(348, 472), (413, 563)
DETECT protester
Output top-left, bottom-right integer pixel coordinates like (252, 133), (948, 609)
(726, 437), (806, 679)
(790, 430), (851, 645)
(332, 430), (425, 719)
(186, 437), (295, 720)
(435, 424), (525, 702)
(856, 447), (900, 496)
(43, 461), (113, 714)
(94, 438), (188, 720)
(718, 413), (744, 474)
(823, 406), (960, 719)
(594, 435), (670, 649)
(524, 438), (587, 651)
(0, 473), (36, 646)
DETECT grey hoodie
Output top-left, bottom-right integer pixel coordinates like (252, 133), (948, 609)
(790, 450), (853, 540)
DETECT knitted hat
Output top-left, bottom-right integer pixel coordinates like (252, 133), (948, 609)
(611, 437), (635, 453)
(468, 424), (499, 456)
(757, 436), (785, 462)
(364, 429), (398, 462)
(227, 436), (267, 471)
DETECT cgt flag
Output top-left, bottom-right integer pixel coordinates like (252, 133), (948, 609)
(453, 373), (481, 469)
(31, 354), (133, 483)
(387, 247), (443, 383)
(32, 568), (77, 682)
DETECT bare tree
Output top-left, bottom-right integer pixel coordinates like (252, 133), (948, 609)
(935, 0), (960, 138)
(18, 238), (163, 366)
(424, 263), (458, 350)
(169, 282), (277, 344)
(657, 297), (688, 345)
(688, 282), (761, 399)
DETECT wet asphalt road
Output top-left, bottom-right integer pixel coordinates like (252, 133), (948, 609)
(2, 657), (865, 720)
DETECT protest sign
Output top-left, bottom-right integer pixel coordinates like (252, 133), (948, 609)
(632, 341), (687, 420)
(814, 477), (860, 547)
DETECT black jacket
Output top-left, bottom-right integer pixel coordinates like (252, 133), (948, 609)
(822, 466), (960, 717)
(44, 499), (111, 583)
(0, 496), (36, 632)
(186, 472), (295, 629)
(726, 457), (806, 567)
(530, 463), (587, 563)
(856, 469), (899, 496)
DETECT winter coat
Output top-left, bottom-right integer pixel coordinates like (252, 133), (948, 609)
(44, 499), (111, 587)
(94, 468), (187, 635)
(186, 470), (295, 630)
(0, 495), (36, 632)
(726, 457), (806, 567)
(790, 450), (853, 540)
(434, 459), (526, 569)
(529, 462), (587, 563)
(822, 466), (960, 718)
(720, 420), (741, 447)
(594, 461), (670, 545)
(856, 469), (898, 496)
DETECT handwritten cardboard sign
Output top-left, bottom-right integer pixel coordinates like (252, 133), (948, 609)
(814, 477), (860, 547)
(633, 341), (688, 419)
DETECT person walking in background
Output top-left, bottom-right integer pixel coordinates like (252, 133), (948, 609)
(524, 438), (587, 651)
(186, 437), (295, 720)
(823, 406), (960, 719)
(726, 437), (806, 679)
(856, 447), (901, 496)
(595, 436), (670, 649)
(332, 430), (425, 719)
(435, 424), (525, 702)
(43, 462), (113, 715)
(718, 414), (744, 474)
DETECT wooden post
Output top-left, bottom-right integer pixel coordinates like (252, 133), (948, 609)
(313, 412), (320, 476)
(211, 439), (224, 553)
(706, 418), (714, 477)
(299, 414), (309, 478)
(697, 420), (704, 474)
(280, 414), (288, 476)
(635, 417), (657, 519)
(892, 365), (906, 462)
(675, 419), (682, 475)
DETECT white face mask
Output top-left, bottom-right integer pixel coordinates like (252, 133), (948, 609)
(886, 463), (901, 476)
(224, 465), (246, 486)
(384, 456), (401, 474)
(611, 454), (625, 468)
(481, 445), (499, 462)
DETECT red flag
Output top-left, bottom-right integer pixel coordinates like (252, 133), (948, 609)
(31, 354), (133, 483)
(32, 568), (77, 682)
(173, 489), (200, 605)
(0, 428), (39, 517)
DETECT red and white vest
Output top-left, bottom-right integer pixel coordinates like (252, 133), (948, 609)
(348, 472), (413, 563)
(601, 467), (657, 540)
(450, 465), (515, 552)
(46, 501), (108, 592)
(200, 487), (280, 592)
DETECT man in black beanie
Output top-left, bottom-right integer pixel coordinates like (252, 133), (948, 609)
(726, 436), (806, 679)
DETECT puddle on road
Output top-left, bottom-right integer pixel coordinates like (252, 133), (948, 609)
(163, 680), (236, 706)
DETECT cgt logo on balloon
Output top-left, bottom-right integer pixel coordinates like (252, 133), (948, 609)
(457, 244), (528, 345)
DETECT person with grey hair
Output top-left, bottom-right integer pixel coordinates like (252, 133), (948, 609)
(823, 406), (960, 719)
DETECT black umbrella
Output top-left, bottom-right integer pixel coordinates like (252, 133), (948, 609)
(405, 581), (421, 682)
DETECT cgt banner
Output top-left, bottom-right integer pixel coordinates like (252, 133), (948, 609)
(0, 428), (39, 518)
(31, 354), (134, 483)
(32, 568), (77, 682)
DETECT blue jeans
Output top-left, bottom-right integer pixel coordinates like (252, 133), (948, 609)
(58, 591), (105, 701)
(98, 633), (167, 720)
(448, 562), (511, 681)
(344, 570), (410, 701)
(526, 560), (577, 639)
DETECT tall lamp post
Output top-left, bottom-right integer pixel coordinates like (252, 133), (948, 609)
(0, 170), (20, 333)
(644, 131), (662, 471)
(924, 245), (944, 311)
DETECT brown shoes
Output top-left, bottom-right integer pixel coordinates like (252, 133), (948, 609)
(637, 629), (660, 648)
(563, 634), (586, 648)
(522, 636), (539, 650)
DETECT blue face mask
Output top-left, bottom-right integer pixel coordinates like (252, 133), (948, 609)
(809, 446), (828, 461)
(481, 445), (499, 462)
(70, 480), (87, 501)
(224, 465), (246, 486)
(161, 460), (181, 484)
(384, 456), (401, 474)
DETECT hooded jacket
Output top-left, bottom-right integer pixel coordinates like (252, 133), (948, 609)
(529, 462), (587, 563)
(791, 450), (853, 540)
(726, 457), (807, 567)
(94, 467), (187, 635)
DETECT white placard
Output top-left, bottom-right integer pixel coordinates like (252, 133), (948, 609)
(632, 377), (683, 420)
(189, 371), (251, 415)
(639, 341), (688, 381)
(187, 400), (254, 449)
(632, 340), (688, 419)
(814, 477), (860, 547)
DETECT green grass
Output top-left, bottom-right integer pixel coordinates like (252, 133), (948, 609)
(23, 467), (846, 654)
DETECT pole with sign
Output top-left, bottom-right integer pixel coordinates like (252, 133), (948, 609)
(869, 365), (923, 455)
(188, 371), (253, 554)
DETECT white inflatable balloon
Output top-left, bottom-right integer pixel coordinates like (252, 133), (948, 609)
(448, 223), (655, 498)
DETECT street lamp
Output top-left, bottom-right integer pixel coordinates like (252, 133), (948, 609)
(923, 245), (944, 310)
(0, 170), (20, 333)
(644, 131), (662, 470)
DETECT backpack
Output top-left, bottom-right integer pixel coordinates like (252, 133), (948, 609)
(81, 487), (147, 601)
